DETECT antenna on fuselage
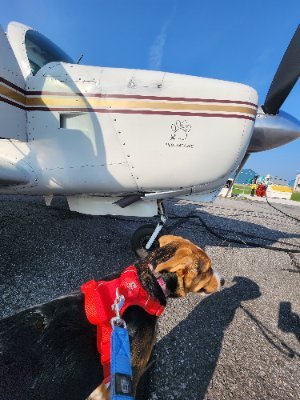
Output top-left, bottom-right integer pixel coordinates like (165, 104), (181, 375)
(76, 54), (84, 64)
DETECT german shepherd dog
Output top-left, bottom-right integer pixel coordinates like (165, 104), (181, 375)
(0, 235), (224, 400)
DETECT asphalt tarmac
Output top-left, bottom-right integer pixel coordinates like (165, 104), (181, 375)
(1, 195), (299, 400)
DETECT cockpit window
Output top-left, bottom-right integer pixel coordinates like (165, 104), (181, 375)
(25, 30), (74, 75)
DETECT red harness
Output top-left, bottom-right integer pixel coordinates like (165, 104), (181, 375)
(81, 266), (165, 381)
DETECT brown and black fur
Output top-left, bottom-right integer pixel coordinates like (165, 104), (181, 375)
(0, 235), (222, 400)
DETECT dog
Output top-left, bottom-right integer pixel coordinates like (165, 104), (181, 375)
(0, 235), (224, 400)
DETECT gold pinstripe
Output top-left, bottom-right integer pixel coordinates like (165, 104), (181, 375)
(0, 84), (256, 116)
(0, 83), (26, 104)
(26, 96), (256, 115)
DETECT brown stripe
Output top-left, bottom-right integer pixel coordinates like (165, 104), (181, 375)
(1, 75), (257, 108)
(100, 94), (257, 107)
(27, 106), (255, 121)
(0, 77), (26, 95)
(0, 75), (256, 120)
(26, 90), (86, 96)
(0, 95), (255, 120)
(0, 95), (26, 110)
(0, 84), (26, 104)
(26, 90), (257, 107)
(25, 95), (256, 115)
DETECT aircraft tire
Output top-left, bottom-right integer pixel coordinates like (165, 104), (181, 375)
(131, 224), (167, 258)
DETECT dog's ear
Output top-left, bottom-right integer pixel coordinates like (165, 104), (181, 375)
(155, 247), (193, 273)
(158, 235), (185, 248)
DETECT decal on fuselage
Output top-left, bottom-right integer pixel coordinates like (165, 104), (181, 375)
(166, 119), (194, 149)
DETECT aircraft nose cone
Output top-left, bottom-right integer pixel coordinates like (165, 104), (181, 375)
(249, 109), (300, 152)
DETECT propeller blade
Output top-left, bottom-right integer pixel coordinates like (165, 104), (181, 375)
(263, 25), (300, 115)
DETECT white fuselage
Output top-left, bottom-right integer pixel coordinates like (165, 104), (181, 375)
(0, 22), (258, 215)
(1, 62), (258, 192)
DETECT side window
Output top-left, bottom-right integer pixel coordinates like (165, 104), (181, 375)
(25, 30), (74, 75)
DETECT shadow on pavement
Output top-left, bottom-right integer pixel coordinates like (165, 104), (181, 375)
(167, 207), (300, 251)
(278, 301), (300, 343)
(240, 304), (300, 359)
(136, 276), (261, 400)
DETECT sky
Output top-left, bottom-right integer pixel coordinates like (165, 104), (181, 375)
(1, 0), (299, 180)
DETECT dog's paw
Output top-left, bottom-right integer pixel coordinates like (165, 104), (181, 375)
(87, 383), (109, 400)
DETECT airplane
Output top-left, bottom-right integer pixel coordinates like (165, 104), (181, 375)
(0, 21), (299, 257)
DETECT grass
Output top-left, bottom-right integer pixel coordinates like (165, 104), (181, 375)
(291, 192), (300, 202)
(232, 184), (251, 195)
(232, 185), (300, 202)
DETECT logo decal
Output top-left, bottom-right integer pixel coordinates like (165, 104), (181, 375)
(127, 282), (137, 291)
(115, 373), (133, 396)
(166, 120), (194, 149)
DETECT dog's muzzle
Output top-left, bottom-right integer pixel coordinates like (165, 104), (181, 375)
(213, 269), (225, 291)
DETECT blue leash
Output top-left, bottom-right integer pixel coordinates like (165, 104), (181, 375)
(110, 291), (134, 400)
(110, 326), (134, 399)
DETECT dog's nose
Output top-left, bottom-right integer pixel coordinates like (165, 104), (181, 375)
(220, 277), (225, 287)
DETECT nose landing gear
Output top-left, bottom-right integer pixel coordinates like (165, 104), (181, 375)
(131, 201), (168, 258)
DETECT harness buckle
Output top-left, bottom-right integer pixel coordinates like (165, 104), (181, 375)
(111, 316), (127, 329)
(111, 288), (126, 328)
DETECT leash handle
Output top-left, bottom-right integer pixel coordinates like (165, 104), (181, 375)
(110, 326), (134, 400)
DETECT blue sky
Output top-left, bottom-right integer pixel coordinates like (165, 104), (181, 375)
(1, 0), (299, 179)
